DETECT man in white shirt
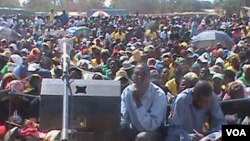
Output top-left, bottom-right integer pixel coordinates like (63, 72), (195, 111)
(121, 63), (167, 141)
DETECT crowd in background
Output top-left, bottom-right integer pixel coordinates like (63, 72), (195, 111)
(0, 9), (250, 140)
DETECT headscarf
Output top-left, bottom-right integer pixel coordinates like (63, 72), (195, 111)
(5, 80), (26, 93)
(12, 65), (28, 79)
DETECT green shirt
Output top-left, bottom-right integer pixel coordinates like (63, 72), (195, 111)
(0, 65), (8, 75)
(238, 76), (250, 87)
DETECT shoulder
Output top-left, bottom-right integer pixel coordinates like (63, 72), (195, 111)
(210, 92), (220, 103)
(150, 83), (166, 98)
(121, 84), (134, 99)
(174, 88), (192, 104)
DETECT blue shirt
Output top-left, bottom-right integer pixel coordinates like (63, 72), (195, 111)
(190, 21), (199, 37)
(167, 88), (226, 141)
(121, 83), (167, 132)
(60, 13), (69, 25)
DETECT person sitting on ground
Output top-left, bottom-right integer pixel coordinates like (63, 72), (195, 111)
(120, 63), (167, 141)
(166, 81), (225, 141)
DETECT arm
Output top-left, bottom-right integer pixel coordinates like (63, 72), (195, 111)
(208, 94), (226, 131)
(135, 89), (167, 132)
(120, 88), (130, 128)
(167, 95), (194, 141)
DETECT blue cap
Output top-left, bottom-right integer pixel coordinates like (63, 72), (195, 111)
(156, 62), (164, 72)
(82, 55), (91, 60)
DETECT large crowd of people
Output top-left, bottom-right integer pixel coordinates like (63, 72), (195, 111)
(0, 9), (250, 141)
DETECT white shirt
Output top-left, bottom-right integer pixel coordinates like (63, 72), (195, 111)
(121, 83), (167, 132)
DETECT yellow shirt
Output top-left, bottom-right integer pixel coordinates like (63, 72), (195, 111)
(114, 32), (125, 41)
(91, 59), (100, 68)
(247, 32), (250, 38)
(49, 13), (55, 23)
(145, 30), (157, 39)
(169, 63), (175, 79)
(111, 31), (116, 38)
(165, 78), (178, 96)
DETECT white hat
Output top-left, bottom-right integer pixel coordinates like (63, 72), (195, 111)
(10, 54), (23, 65)
(1, 38), (7, 42)
(237, 40), (245, 47)
(198, 55), (208, 63)
(28, 63), (40, 72)
(21, 48), (29, 54)
(215, 57), (225, 66)
(187, 48), (194, 54)
(9, 43), (17, 51)
(76, 59), (93, 70)
(121, 60), (135, 70)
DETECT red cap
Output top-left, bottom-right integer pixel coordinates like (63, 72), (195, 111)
(0, 125), (6, 137)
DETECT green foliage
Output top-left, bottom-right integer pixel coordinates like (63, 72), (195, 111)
(110, 0), (203, 14)
(214, 0), (245, 16)
(0, 0), (20, 8)
(23, 0), (53, 11)
(110, 0), (162, 14)
(23, 0), (105, 12)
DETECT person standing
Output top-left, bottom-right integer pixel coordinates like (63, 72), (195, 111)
(60, 10), (69, 26)
(48, 9), (55, 25)
(121, 63), (167, 141)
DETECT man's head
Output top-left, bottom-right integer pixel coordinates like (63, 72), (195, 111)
(224, 69), (236, 84)
(132, 62), (150, 92)
(227, 81), (245, 99)
(100, 49), (110, 64)
(69, 67), (82, 79)
(199, 67), (211, 80)
(192, 81), (213, 110)
(179, 72), (199, 92)
(212, 73), (224, 93)
(108, 59), (120, 74)
(40, 56), (52, 70)
(243, 64), (250, 80)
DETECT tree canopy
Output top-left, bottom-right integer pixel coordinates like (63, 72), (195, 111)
(0, 0), (20, 8)
(214, 0), (245, 16)
(0, 0), (246, 16)
(23, 0), (105, 12)
(110, 0), (210, 14)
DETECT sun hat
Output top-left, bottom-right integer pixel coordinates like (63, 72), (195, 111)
(114, 69), (133, 84)
(121, 60), (135, 70)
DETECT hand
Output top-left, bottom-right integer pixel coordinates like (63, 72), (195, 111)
(193, 134), (204, 141)
(193, 129), (204, 141)
(132, 89), (142, 108)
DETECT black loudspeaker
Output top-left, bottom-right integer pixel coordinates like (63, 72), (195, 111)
(40, 79), (121, 134)
(220, 98), (250, 120)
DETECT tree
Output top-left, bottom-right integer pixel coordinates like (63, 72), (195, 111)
(110, 0), (162, 14)
(165, 0), (202, 13)
(75, 0), (105, 11)
(23, 0), (105, 12)
(214, 0), (245, 16)
(200, 1), (213, 9)
(0, 0), (20, 7)
(110, 0), (202, 14)
(24, 0), (53, 11)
